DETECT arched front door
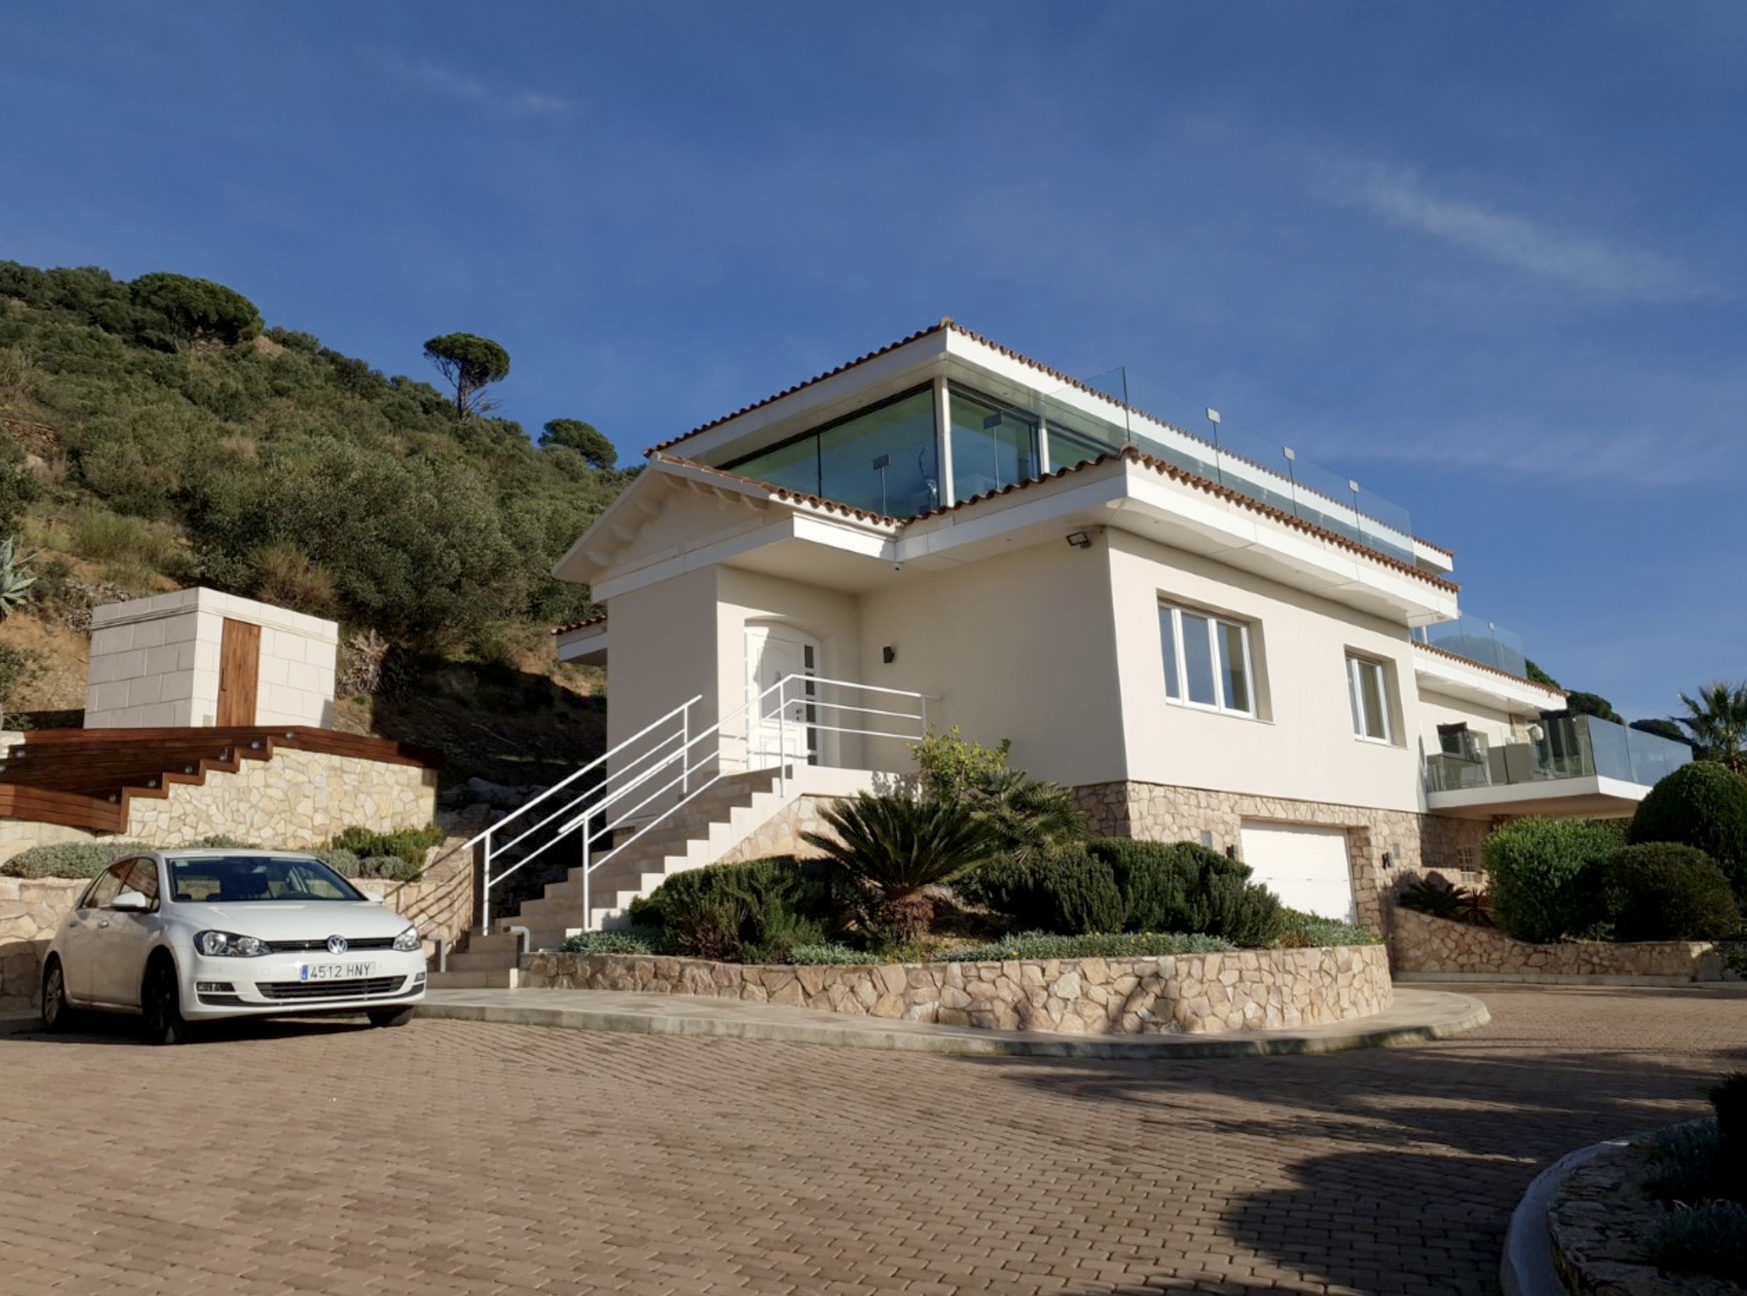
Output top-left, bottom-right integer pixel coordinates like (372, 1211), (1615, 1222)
(745, 626), (820, 768)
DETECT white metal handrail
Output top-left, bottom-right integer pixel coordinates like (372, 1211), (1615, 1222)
(452, 673), (931, 934)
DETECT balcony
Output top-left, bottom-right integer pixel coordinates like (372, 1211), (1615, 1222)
(1422, 714), (1692, 819)
(1412, 613), (1527, 680)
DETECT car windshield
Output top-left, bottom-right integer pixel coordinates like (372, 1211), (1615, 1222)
(167, 854), (365, 904)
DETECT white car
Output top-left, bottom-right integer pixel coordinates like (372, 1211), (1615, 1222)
(40, 848), (427, 1044)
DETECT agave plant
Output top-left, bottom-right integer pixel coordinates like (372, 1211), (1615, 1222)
(802, 792), (1001, 941)
(0, 536), (36, 619)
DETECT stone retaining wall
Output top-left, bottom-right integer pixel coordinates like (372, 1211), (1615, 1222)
(125, 747), (437, 848)
(522, 943), (1392, 1035)
(1390, 907), (1726, 983)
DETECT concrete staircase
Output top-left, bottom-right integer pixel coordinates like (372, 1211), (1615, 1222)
(427, 766), (864, 990)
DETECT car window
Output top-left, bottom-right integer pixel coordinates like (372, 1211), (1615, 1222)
(82, 861), (132, 910)
(121, 857), (160, 908)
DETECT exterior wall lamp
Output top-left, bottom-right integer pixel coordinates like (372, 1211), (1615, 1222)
(1064, 531), (1093, 549)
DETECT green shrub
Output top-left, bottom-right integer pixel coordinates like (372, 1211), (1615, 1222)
(1592, 844), (1742, 942)
(1397, 872), (1468, 920)
(911, 726), (1011, 803)
(1274, 908), (1383, 947)
(802, 793), (1000, 941)
(312, 848), (362, 877)
(1644, 1199), (1747, 1284)
(1643, 1121), (1725, 1200)
(953, 846), (1125, 936)
(941, 930), (1236, 962)
(1, 839), (146, 878)
(0, 642), (48, 718)
(327, 823), (444, 870)
(1482, 817), (1623, 943)
(349, 854), (420, 882)
(559, 927), (665, 955)
(1085, 838), (1285, 947)
(638, 858), (829, 962)
(1629, 762), (1747, 902)
(787, 942), (870, 965)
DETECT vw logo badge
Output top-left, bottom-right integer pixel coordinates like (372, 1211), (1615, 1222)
(326, 935), (349, 955)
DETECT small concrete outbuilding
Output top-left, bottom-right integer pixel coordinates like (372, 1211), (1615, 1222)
(83, 587), (338, 730)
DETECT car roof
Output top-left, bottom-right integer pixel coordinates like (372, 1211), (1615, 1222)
(156, 849), (322, 859)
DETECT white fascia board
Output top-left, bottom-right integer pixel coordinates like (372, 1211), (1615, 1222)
(589, 509), (896, 602)
(1413, 647), (1565, 712)
(896, 473), (1129, 560)
(555, 625), (608, 664)
(1117, 464), (1457, 622)
(552, 469), (673, 582)
(1426, 775), (1648, 814)
(1412, 539), (1455, 574)
(660, 333), (951, 463)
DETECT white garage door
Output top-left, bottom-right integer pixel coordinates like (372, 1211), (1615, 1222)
(1237, 823), (1356, 922)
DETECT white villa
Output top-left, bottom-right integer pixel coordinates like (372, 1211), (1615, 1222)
(496, 321), (1687, 943)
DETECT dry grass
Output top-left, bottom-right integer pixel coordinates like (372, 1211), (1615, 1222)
(0, 611), (89, 711)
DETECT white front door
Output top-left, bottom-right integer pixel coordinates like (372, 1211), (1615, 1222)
(745, 626), (819, 768)
(1237, 822), (1357, 923)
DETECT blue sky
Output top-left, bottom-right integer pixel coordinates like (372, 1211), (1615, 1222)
(3, 2), (1742, 721)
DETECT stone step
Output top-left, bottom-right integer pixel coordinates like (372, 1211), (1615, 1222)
(443, 948), (521, 973)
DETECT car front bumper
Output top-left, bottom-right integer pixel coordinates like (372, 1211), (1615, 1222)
(180, 949), (427, 1021)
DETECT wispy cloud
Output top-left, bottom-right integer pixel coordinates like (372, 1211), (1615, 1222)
(394, 58), (571, 117)
(1318, 162), (1710, 301)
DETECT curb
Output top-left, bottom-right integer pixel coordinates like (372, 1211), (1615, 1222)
(413, 988), (1491, 1059)
(1501, 1137), (1631, 1296)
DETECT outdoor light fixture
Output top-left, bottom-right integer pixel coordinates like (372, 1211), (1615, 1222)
(882, 646), (895, 664)
(1065, 531), (1092, 549)
(1381, 851), (1394, 870)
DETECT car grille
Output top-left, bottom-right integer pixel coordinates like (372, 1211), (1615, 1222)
(256, 976), (409, 1001)
(265, 937), (398, 953)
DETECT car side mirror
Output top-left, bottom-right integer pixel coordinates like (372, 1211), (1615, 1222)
(360, 891), (384, 904)
(111, 890), (152, 913)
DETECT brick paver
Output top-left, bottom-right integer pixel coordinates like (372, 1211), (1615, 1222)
(0, 984), (1742, 1295)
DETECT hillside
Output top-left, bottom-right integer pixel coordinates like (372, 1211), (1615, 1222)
(0, 259), (621, 786)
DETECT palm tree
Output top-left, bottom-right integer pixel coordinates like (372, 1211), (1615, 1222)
(1675, 681), (1747, 774)
(802, 792), (1001, 941)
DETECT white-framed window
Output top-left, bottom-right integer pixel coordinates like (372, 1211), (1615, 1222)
(1347, 654), (1392, 742)
(1159, 603), (1256, 717)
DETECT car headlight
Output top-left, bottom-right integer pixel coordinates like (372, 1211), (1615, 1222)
(195, 930), (271, 957)
(392, 927), (422, 953)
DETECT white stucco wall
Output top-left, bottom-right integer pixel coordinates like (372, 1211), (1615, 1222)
(1106, 528), (1426, 813)
(85, 588), (337, 729)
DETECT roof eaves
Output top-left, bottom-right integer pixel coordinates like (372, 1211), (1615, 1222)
(653, 453), (904, 528)
(552, 612), (607, 636)
(1411, 639), (1564, 696)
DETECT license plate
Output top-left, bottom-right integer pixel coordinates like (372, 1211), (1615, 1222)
(300, 962), (375, 981)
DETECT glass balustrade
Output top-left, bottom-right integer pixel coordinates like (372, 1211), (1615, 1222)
(1412, 613), (1528, 680)
(1042, 368), (1417, 563)
(1422, 714), (1692, 795)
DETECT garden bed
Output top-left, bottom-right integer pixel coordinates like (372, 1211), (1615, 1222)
(1390, 908), (1731, 983)
(520, 943), (1391, 1035)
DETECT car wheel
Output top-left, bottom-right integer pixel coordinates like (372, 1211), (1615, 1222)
(367, 1007), (416, 1029)
(40, 958), (75, 1032)
(141, 959), (194, 1046)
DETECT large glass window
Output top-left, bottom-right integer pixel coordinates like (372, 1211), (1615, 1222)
(726, 387), (939, 518)
(1160, 603), (1256, 717)
(1347, 655), (1392, 742)
(949, 390), (1037, 501)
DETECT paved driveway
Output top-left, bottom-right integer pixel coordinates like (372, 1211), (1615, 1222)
(1, 984), (1743, 1296)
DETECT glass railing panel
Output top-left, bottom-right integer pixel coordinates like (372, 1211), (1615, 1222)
(1580, 715), (1632, 782)
(1414, 613), (1529, 680)
(1050, 369), (1415, 563)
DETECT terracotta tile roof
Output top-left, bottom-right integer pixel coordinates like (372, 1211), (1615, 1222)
(651, 452), (904, 526)
(908, 447), (1460, 593)
(641, 320), (1448, 558)
(1415, 536), (1455, 557)
(1411, 638), (1564, 695)
(552, 612), (607, 635)
(644, 322), (950, 454)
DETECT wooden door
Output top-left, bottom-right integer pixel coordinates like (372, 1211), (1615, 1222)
(217, 619), (261, 726)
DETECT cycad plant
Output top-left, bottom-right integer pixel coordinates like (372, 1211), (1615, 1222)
(0, 536), (36, 618)
(802, 792), (1001, 941)
(1676, 682), (1747, 775)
